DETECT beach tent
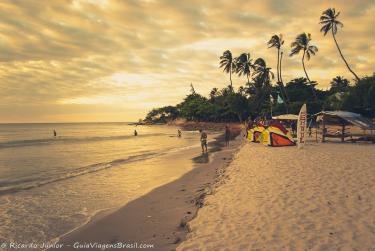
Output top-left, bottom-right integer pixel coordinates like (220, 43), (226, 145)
(258, 123), (296, 147)
(247, 125), (266, 143)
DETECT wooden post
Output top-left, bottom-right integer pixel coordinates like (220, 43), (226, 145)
(341, 124), (345, 142)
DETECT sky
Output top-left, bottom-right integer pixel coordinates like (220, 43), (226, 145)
(0, 0), (374, 123)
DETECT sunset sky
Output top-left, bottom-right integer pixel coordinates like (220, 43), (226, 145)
(0, 0), (374, 122)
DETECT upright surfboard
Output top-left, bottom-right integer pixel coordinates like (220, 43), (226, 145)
(297, 103), (307, 149)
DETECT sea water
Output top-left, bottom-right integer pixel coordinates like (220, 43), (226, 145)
(0, 123), (203, 250)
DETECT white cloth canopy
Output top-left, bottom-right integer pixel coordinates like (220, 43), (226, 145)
(272, 114), (299, 120)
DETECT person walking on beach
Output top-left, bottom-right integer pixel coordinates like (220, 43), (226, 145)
(134, 130), (138, 136)
(225, 125), (231, 147)
(199, 129), (208, 153)
(177, 129), (182, 138)
(291, 121), (297, 137)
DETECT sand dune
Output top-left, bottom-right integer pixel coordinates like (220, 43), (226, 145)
(178, 142), (375, 250)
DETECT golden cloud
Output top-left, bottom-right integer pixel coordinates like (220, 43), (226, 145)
(0, 0), (374, 122)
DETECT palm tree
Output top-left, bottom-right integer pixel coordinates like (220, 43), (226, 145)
(235, 53), (254, 84)
(219, 50), (235, 87)
(250, 58), (275, 112)
(330, 76), (350, 92)
(253, 58), (275, 84)
(267, 34), (284, 83)
(290, 33), (318, 100)
(267, 34), (289, 105)
(320, 8), (360, 81)
(210, 87), (219, 99)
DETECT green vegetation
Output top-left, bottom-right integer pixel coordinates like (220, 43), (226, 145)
(145, 8), (375, 123)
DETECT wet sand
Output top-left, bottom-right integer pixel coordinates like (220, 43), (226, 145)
(50, 134), (243, 251)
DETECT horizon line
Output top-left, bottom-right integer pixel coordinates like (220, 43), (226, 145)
(0, 121), (137, 124)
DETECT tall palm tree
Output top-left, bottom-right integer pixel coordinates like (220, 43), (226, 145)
(235, 53), (254, 84)
(267, 34), (284, 83)
(219, 50), (235, 87)
(320, 8), (360, 81)
(290, 33), (318, 100)
(267, 34), (289, 105)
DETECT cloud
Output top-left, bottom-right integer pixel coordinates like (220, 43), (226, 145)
(0, 0), (374, 122)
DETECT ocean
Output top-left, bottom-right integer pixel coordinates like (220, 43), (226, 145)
(0, 123), (205, 249)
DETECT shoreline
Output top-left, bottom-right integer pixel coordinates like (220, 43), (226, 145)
(50, 132), (244, 251)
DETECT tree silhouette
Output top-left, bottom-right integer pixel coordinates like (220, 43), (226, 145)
(253, 58), (275, 84)
(267, 34), (289, 108)
(320, 8), (360, 81)
(290, 33), (318, 100)
(330, 76), (350, 92)
(219, 50), (235, 87)
(235, 53), (254, 84)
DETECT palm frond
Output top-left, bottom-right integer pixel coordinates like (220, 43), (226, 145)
(335, 20), (344, 27)
(319, 8), (344, 35)
(254, 58), (266, 68)
(289, 47), (301, 56)
(306, 51), (311, 60)
(320, 23), (331, 35)
(309, 45), (318, 52)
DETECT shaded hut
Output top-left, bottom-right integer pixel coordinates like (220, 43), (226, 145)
(314, 111), (375, 142)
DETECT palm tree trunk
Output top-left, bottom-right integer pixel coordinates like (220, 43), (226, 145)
(278, 52), (287, 100)
(246, 74), (250, 84)
(279, 51), (283, 84)
(279, 51), (289, 112)
(332, 30), (360, 82)
(276, 49), (287, 109)
(302, 51), (310, 82)
(277, 49), (280, 82)
(279, 52), (289, 101)
(229, 69), (233, 87)
(302, 51), (317, 101)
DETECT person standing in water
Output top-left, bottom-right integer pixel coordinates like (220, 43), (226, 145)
(53, 130), (57, 137)
(177, 129), (182, 138)
(134, 130), (138, 136)
(199, 129), (208, 153)
(224, 125), (231, 147)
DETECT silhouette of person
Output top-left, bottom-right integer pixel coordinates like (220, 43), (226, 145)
(199, 129), (208, 153)
(225, 125), (231, 147)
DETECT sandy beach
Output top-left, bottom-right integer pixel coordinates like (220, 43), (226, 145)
(50, 132), (243, 251)
(178, 142), (375, 250)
